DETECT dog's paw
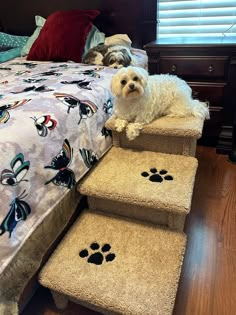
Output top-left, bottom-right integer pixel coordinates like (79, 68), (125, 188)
(114, 118), (128, 132)
(126, 123), (143, 141)
(126, 129), (139, 141)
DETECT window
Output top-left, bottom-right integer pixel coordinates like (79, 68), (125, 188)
(158, 0), (236, 43)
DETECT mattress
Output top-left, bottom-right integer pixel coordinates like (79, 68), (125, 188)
(0, 58), (115, 313)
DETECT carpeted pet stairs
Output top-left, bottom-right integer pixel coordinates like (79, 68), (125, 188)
(106, 115), (204, 156)
(40, 210), (186, 315)
(39, 116), (203, 315)
(79, 147), (198, 231)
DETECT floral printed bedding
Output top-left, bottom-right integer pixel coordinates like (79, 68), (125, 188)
(0, 57), (115, 274)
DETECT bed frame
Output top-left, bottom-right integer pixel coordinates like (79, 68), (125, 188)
(0, 0), (157, 48)
(0, 1), (157, 313)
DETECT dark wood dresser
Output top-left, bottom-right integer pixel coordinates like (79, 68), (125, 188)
(144, 41), (236, 154)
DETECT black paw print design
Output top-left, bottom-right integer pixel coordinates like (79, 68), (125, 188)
(79, 242), (116, 265)
(141, 168), (173, 183)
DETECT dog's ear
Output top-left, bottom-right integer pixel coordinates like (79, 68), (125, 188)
(121, 49), (132, 66)
(111, 73), (120, 97)
(102, 52), (112, 67)
(111, 70), (125, 97)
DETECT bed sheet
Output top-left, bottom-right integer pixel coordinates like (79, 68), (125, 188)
(0, 58), (115, 275)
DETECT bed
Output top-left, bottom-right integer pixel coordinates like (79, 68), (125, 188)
(0, 1), (157, 314)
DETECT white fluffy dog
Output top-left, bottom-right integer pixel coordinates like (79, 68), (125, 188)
(111, 66), (209, 140)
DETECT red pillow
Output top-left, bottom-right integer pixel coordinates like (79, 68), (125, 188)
(27, 10), (100, 62)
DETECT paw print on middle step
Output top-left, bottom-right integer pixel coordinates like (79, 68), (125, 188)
(141, 168), (173, 183)
(79, 242), (116, 265)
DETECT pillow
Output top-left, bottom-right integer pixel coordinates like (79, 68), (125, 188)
(83, 25), (105, 58)
(0, 32), (28, 49)
(21, 15), (46, 56)
(105, 34), (132, 48)
(21, 16), (102, 58)
(0, 47), (22, 63)
(0, 47), (11, 52)
(27, 10), (100, 62)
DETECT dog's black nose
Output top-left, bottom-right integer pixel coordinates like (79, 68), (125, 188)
(129, 83), (135, 90)
(114, 66), (118, 69)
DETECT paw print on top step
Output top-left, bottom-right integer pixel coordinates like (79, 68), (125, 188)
(79, 242), (116, 265)
(141, 168), (173, 183)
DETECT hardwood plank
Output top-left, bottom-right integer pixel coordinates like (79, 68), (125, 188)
(173, 216), (218, 315)
(212, 248), (236, 315)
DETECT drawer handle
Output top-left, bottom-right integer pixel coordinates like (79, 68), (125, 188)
(208, 65), (214, 72)
(171, 64), (177, 72)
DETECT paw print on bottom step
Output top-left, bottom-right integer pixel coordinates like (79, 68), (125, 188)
(79, 242), (116, 265)
(141, 168), (173, 183)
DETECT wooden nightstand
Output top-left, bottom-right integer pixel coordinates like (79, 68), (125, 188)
(144, 41), (236, 154)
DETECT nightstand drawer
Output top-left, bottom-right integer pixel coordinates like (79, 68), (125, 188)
(159, 57), (227, 78)
(189, 82), (226, 107)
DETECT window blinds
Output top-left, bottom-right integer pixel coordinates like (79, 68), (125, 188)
(158, 0), (236, 43)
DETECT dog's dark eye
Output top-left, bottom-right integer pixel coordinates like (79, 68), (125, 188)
(121, 80), (127, 85)
(133, 76), (138, 81)
(109, 59), (115, 65)
(118, 60), (123, 64)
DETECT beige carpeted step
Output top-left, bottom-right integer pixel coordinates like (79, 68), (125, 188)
(105, 116), (204, 156)
(39, 210), (186, 315)
(78, 147), (198, 231)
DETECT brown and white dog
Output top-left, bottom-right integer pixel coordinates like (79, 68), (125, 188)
(83, 44), (132, 69)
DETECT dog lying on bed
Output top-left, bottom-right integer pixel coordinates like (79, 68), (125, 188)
(83, 44), (132, 69)
(111, 66), (210, 140)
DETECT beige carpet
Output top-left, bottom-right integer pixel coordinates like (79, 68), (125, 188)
(78, 147), (198, 218)
(111, 132), (197, 157)
(105, 116), (204, 156)
(39, 210), (186, 315)
(106, 116), (204, 138)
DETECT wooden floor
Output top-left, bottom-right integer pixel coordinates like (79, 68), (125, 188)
(22, 146), (236, 315)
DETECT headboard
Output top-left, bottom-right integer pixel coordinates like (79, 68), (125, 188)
(0, 0), (157, 48)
